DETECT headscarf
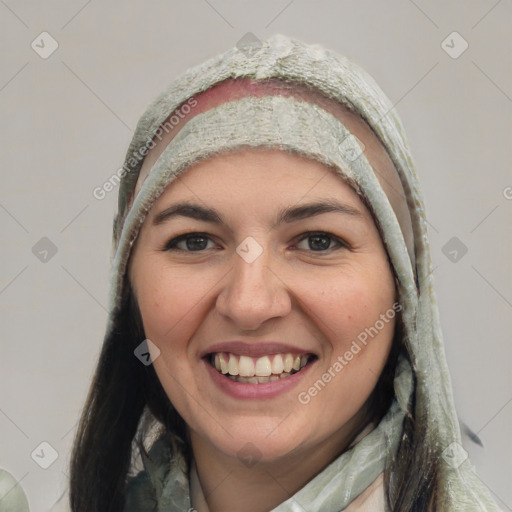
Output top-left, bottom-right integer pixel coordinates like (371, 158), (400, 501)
(107, 34), (501, 511)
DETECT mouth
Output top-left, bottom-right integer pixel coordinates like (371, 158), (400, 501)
(206, 352), (317, 384)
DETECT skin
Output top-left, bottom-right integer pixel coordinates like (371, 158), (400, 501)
(128, 147), (398, 512)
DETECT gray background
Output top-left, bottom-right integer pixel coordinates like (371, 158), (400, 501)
(1, 1), (511, 511)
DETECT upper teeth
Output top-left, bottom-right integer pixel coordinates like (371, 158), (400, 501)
(213, 353), (309, 377)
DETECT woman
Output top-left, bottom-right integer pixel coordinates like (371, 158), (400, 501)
(67, 35), (501, 511)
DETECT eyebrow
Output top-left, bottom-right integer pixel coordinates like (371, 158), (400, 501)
(152, 199), (363, 230)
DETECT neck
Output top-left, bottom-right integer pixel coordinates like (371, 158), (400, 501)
(189, 406), (373, 512)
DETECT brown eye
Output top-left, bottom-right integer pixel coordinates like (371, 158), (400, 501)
(295, 232), (345, 252)
(164, 233), (215, 252)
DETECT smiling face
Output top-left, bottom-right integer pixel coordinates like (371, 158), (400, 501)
(128, 147), (398, 468)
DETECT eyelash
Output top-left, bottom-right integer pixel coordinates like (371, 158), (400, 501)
(162, 231), (347, 254)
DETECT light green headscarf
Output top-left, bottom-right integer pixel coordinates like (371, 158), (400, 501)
(107, 34), (501, 511)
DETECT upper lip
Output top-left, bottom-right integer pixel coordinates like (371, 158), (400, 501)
(200, 341), (317, 359)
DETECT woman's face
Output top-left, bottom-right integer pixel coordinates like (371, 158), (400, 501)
(129, 148), (397, 465)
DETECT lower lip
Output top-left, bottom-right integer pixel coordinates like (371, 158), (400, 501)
(203, 358), (314, 399)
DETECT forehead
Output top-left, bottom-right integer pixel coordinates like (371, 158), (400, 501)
(151, 147), (366, 210)
(142, 148), (375, 246)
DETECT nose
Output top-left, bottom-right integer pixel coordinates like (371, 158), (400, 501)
(215, 246), (292, 331)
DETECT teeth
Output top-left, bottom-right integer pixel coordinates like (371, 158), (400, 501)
(228, 354), (239, 376)
(271, 354), (284, 374)
(255, 356), (272, 377)
(219, 355), (228, 374)
(239, 355), (255, 377)
(229, 371), (295, 383)
(212, 352), (313, 382)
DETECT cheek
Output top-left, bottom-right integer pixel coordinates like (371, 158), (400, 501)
(134, 263), (209, 418)
(135, 261), (197, 338)
(305, 267), (396, 404)
(313, 270), (395, 339)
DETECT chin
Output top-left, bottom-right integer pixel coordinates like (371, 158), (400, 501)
(208, 415), (321, 464)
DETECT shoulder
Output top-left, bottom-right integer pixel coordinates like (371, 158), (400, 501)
(124, 468), (160, 512)
(124, 435), (184, 512)
(342, 472), (385, 511)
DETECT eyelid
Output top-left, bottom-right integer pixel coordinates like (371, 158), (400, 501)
(162, 232), (216, 251)
(162, 231), (349, 253)
(294, 231), (348, 250)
